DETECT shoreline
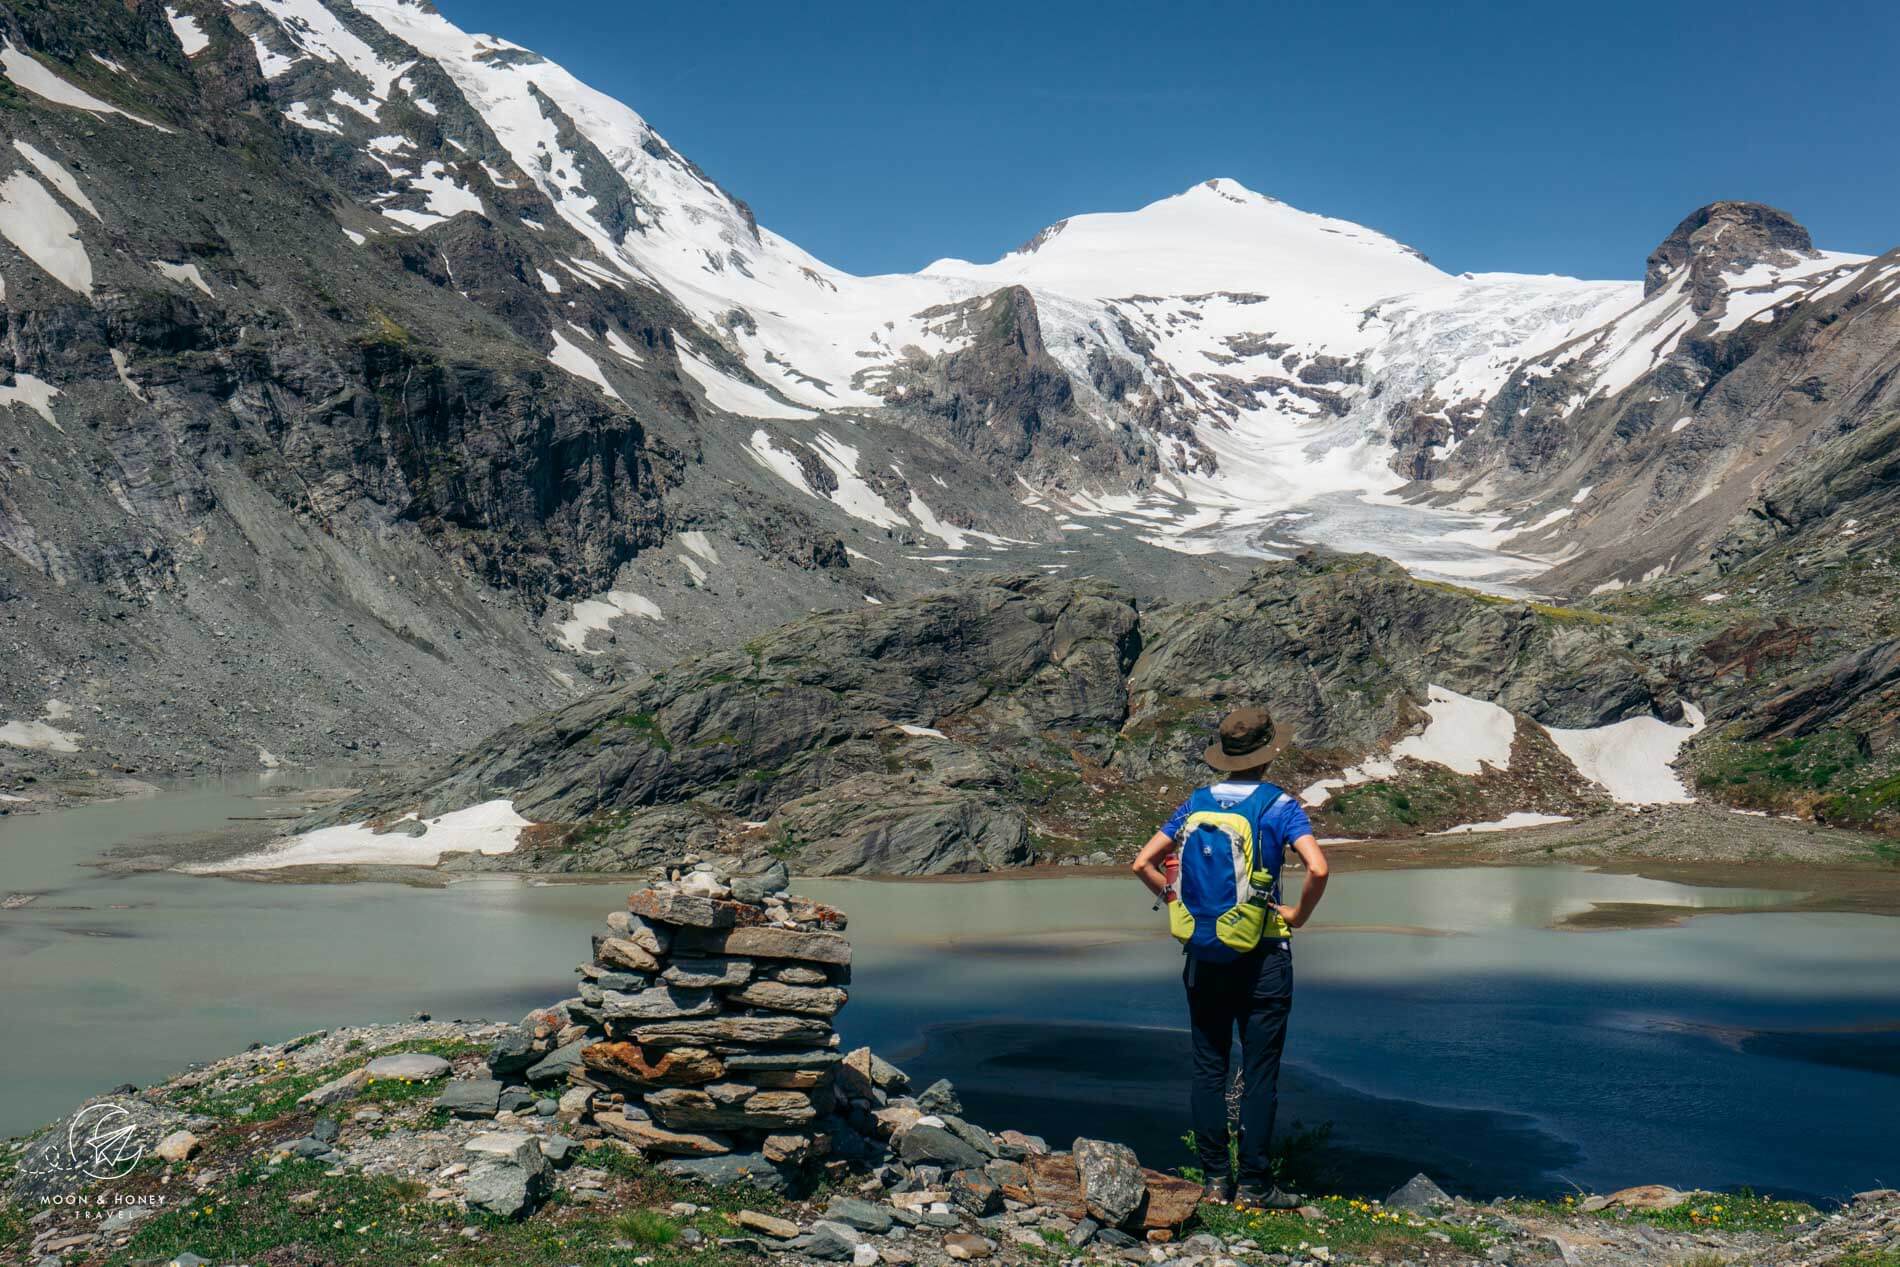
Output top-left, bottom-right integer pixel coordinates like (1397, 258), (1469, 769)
(13, 778), (1891, 923)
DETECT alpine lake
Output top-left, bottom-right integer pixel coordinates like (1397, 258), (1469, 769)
(2, 772), (1896, 1204)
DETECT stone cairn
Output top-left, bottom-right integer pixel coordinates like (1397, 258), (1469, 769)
(455, 857), (1203, 1248)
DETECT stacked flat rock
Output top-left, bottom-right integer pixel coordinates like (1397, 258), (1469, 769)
(483, 858), (863, 1189)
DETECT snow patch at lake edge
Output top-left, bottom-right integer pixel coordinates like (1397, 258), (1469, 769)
(195, 800), (533, 871)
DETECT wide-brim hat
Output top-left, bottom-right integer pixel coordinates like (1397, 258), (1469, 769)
(1202, 706), (1290, 772)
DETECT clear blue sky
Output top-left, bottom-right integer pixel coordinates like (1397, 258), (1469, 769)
(436, 0), (1898, 280)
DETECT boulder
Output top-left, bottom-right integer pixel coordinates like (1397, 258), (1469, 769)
(1137, 1169), (1202, 1230)
(943, 1233), (995, 1260)
(762, 1131), (829, 1163)
(154, 1130), (200, 1163)
(872, 1104), (925, 1137)
(437, 1079), (503, 1118)
(485, 1029), (538, 1078)
(1017, 1152), (1086, 1219)
(1074, 1137), (1144, 1226)
(939, 1115), (997, 1158)
(1386, 1173), (1454, 1211)
(899, 1123), (986, 1171)
(678, 870), (731, 899)
(843, 1046), (910, 1092)
(1579, 1184), (1686, 1213)
(597, 936), (664, 974)
(297, 1068), (370, 1108)
(950, 1168), (1002, 1216)
(365, 1052), (451, 1081)
(462, 1133), (550, 1218)
(795, 1220), (863, 1261)
(611, 912), (673, 956)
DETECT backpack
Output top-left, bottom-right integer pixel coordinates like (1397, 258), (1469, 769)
(1168, 782), (1294, 961)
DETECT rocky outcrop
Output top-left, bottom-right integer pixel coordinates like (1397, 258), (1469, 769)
(882, 287), (1167, 485)
(315, 555), (1687, 871)
(1643, 201), (1817, 313)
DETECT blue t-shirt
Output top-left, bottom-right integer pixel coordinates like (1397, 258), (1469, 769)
(1161, 780), (1312, 849)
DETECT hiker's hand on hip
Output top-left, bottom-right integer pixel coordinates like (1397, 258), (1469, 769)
(1276, 903), (1304, 928)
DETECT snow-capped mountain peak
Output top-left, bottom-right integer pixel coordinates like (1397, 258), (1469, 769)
(924, 176), (1446, 303)
(178, 0), (1897, 590)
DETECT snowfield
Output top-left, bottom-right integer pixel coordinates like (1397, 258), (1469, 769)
(0, 171), (93, 296)
(1544, 704), (1706, 805)
(199, 801), (534, 871)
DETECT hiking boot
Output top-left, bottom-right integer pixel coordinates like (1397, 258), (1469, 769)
(1234, 1182), (1303, 1211)
(1200, 1176), (1236, 1205)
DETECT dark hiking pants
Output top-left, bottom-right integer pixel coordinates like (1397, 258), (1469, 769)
(1184, 940), (1292, 1186)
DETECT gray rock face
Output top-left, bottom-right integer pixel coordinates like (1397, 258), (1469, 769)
(1645, 201), (1816, 310)
(1073, 1137), (1145, 1226)
(330, 550), (1723, 868)
(326, 574), (1140, 842)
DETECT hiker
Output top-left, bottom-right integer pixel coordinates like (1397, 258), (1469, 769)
(1131, 706), (1330, 1210)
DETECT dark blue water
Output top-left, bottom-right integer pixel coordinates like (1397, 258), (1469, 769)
(803, 873), (1900, 1203)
